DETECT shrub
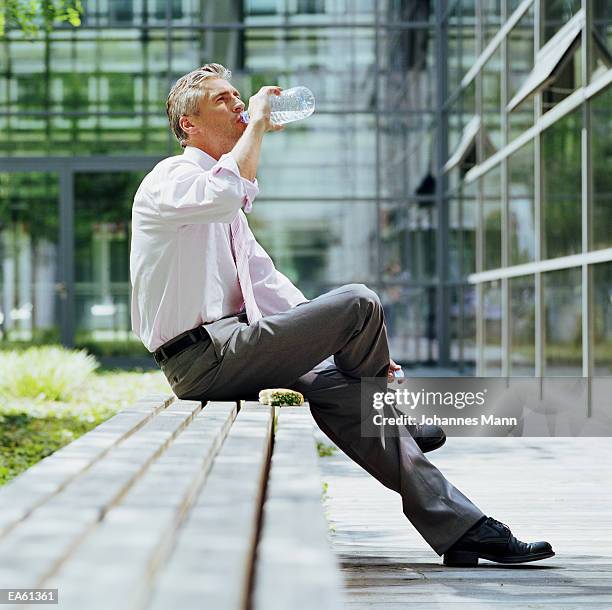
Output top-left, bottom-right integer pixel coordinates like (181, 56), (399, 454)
(0, 346), (99, 402)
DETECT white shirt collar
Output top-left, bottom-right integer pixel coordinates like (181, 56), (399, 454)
(183, 146), (218, 170)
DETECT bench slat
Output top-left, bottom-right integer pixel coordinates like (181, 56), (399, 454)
(145, 403), (274, 610)
(43, 402), (238, 610)
(0, 394), (174, 538)
(0, 399), (201, 589)
(252, 407), (345, 610)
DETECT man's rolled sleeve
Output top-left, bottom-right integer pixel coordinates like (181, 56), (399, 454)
(212, 153), (259, 214)
(157, 153), (259, 224)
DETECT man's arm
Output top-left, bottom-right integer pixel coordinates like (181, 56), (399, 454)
(231, 86), (284, 181)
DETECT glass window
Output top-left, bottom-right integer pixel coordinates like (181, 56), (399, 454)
(593, 261), (612, 375)
(462, 181), (478, 276)
(381, 203), (411, 282)
(449, 284), (476, 374)
(449, 199), (461, 280)
(382, 27), (436, 112)
(251, 199), (378, 296)
(399, 203), (437, 282)
(592, 86), (612, 251)
(510, 275), (535, 376)
(482, 0), (502, 47)
(508, 141), (535, 265)
(381, 286), (436, 365)
(593, 0), (612, 62)
(446, 2), (477, 95)
(482, 48), (502, 153)
(482, 167), (502, 271)
(0, 173), (61, 346)
(380, 113), (435, 198)
(381, 284), (434, 367)
(542, 110), (581, 260)
(444, 115), (480, 173)
(74, 171), (149, 358)
(544, 267), (582, 375)
(483, 280), (502, 376)
(508, 6), (535, 139)
(508, 10), (583, 113)
(257, 114), (376, 200)
(544, 0), (582, 42)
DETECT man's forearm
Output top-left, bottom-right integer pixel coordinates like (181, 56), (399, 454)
(231, 120), (266, 182)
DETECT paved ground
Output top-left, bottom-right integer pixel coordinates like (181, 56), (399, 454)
(316, 433), (612, 609)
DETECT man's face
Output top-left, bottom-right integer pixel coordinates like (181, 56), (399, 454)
(183, 78), (246, 151)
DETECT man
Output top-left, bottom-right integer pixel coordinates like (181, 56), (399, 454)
(130, 63), (554, 567)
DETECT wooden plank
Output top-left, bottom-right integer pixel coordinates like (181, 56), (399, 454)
(42, 402), (238, 610)
(251, 407), (345, 610)
(0, 399), (201, 590)
(145, 402), (274, 610)
(0, 394), (175, 538)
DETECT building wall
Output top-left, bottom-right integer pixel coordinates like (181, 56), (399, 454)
(444, 0), (612, 377)
(0, 0), (610, 375)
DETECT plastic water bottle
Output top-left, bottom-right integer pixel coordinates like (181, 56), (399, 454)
(240, 86), (315, 126)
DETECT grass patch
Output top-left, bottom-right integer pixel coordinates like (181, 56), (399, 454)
(0, 347), (171, 486)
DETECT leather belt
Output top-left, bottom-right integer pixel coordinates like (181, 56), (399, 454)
(153, 325), (211, 366)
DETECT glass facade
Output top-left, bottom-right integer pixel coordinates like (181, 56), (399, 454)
(0, 0), (610, 375)
(445, 0), (612, 378)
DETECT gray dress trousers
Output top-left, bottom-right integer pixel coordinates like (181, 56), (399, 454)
(160, 283), (485, 555)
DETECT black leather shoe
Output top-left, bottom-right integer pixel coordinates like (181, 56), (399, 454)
(443, 517), (555, 566)
(410, 424), (446, 453)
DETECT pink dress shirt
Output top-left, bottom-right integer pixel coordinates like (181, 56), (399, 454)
(130, 145), (308, 352)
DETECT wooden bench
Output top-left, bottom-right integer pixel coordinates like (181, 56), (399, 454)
(0, 395), (345, 610)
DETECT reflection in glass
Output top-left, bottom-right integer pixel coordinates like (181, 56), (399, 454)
(508, 141), (535, 265)
(510, 275), (535, 376)
(482, 168), (502, 271)
(483, 280), (502, 375)
(252, 200), (377, 298)
(544, 268), (582, 375)
(0, 173), (61, 345)
(74, 172), (148, 358)
(593, 262), (612, 375)
(542, 111), (581, 259)
(462, 181), (477, 276)
(482, 0), (502, 46)
(382, 286), (437, 365)
(592, 86), (612, 251)
(448, 200), (461, 280)
(482, 49), (502, 154)
(508, 6), (535, 139)
(384, 26), (435, 112)
(544, 0), (582, 42)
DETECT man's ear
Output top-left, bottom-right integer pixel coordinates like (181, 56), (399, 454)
(179, 115), (198, 139)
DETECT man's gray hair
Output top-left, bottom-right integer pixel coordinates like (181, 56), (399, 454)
(166, 63), (232, 148)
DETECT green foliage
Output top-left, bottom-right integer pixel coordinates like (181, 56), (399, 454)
(317, 441), (338, 458)
(1, 0), (83, 37)
(0, 367), (171, 485)
(0, 409), (104, 485)
(0, 346), (99, 401)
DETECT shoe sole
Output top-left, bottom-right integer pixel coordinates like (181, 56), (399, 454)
(443, 549), (555, 567)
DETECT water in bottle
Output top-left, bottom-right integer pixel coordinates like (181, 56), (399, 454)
(240, 86), (315, 126)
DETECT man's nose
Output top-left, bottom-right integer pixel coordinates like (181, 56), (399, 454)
(233, 100), (245, 112)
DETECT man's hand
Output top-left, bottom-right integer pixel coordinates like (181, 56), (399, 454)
(388, 358), (405, 383)
(246, 86), (285, 133)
